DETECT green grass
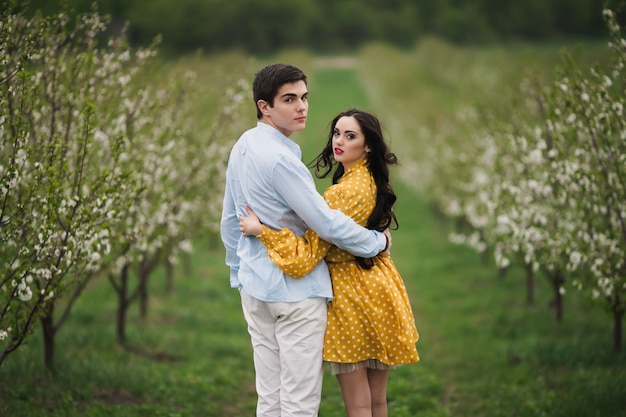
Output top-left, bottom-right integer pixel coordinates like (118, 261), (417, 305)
(2, 48), (626, 417)
(1, 188), (625, 417)
(0, 242), (258, 417)
(389, 180), (626, 417)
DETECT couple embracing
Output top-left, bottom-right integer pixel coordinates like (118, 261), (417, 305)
(220, 63), (419, 417)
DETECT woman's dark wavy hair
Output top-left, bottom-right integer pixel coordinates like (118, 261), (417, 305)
(308, 108), (399, 269)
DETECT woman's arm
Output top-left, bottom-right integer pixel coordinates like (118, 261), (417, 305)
(239, 206), (331, 278)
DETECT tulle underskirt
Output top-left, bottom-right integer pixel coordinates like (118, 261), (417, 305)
(327, 359), (393, 376)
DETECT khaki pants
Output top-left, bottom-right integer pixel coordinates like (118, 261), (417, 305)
(240, 289), (327, 417)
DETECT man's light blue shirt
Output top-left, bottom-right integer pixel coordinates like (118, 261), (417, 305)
(220, 122), (387, 303)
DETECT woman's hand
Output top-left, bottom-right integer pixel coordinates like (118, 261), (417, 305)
(379, 228), (392, 257)
(239, 205), (263, 237)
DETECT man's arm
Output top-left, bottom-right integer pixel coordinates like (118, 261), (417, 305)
(220, 175), (242, 288)
(272, 157), (386, 258)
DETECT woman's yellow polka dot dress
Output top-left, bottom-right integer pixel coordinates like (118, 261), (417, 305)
(257, 159), (419, 368)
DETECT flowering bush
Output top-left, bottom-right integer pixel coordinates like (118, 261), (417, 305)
(0, 7), (146, 365)
(358, 9), (624, 350)
(0, 5), (252, 367)
(444, 9), (625, 348)
(540, 9), (625, 349)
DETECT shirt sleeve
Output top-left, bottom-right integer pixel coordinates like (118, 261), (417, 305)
(255, 182), (370, 278)
(272, 156), (386, 257)
(220, 165), (241, 288)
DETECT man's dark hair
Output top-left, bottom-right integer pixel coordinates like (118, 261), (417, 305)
(252, 64), (308, 119)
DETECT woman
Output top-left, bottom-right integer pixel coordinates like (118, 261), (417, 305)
(239, 108), (419, 417)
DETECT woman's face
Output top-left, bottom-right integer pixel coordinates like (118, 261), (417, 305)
(331, 116), (370, 170)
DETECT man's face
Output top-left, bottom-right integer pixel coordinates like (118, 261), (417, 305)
(258, 80), (308, 137)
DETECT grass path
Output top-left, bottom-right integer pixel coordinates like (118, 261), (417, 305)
(302, 65), (450, 416)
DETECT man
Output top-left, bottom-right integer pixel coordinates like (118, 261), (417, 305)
(220, 63), (389, 417)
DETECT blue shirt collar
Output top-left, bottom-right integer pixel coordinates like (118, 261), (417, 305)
(257, 121), (301, 158)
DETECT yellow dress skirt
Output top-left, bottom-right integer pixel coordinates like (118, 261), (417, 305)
(256, 160), (419, 374)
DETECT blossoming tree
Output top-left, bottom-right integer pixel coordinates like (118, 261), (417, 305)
(0, 4), (253, 368)
(0, 7), (150, 367)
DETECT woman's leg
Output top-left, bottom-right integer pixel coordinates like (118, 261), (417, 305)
(336, 367), (373, 417)
(367, 368), (390, 417)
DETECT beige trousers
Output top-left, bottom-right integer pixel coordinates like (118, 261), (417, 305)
(240, 289), (327, 417)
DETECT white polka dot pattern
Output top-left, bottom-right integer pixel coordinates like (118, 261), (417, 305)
(257, 159), (419, 366)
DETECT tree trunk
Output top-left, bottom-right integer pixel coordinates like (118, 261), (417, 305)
(613, 301), (623, 353)
(183, 251), (193, 275)
(552, 269), (564, 322)
(524, 262), (535, 306)
(116, 263), (130, 346)
(542, 267), (565, 322)
(41, 304), (56, 371)
(165, 257), (175, 295)
(498, 266), (508, 280)
(480, 245), (490, 265)
(139, 266), (149, 320)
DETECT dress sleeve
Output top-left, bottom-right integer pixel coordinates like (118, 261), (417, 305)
(256, 225), (332, 279)
(255, 182), (369, 278)
(272, 156), (386, 257)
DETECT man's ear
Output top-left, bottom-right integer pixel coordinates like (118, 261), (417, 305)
(257, 99), (270, 115)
